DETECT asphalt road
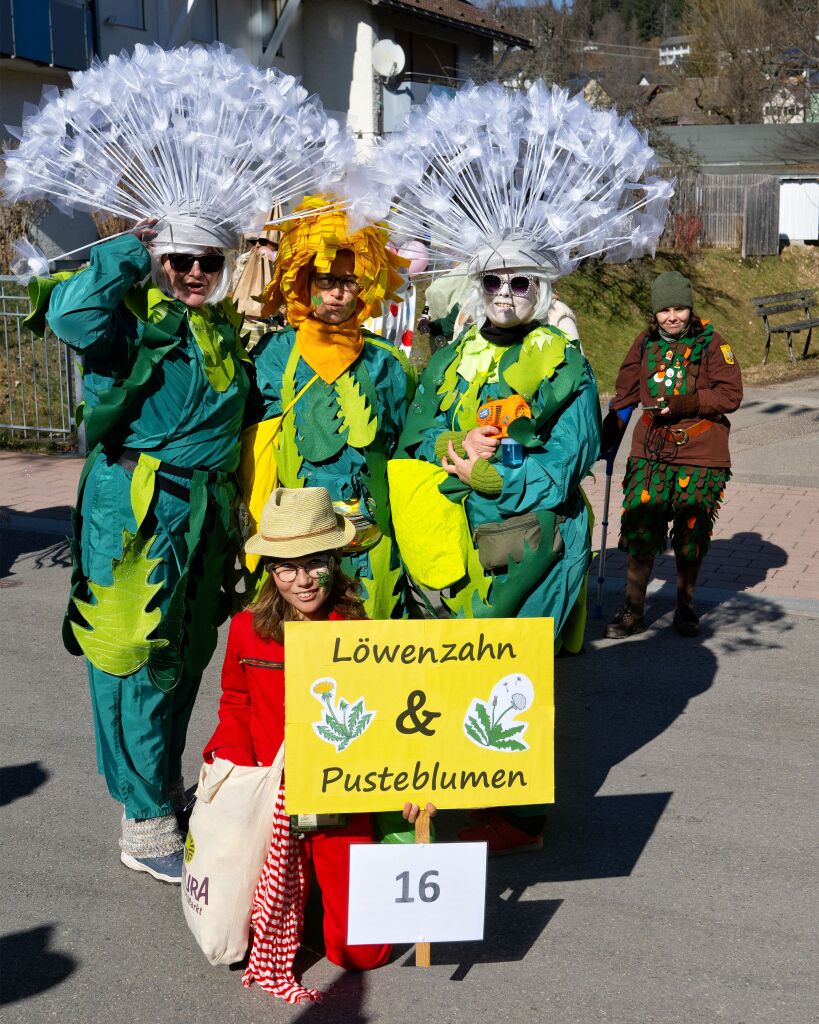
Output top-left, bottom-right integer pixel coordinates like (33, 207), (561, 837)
(2, 529), (816, 1024)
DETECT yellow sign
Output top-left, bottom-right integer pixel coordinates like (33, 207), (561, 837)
(284, 617), (554, 814)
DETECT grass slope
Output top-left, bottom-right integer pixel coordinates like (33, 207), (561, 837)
(554, 245), (819, 396)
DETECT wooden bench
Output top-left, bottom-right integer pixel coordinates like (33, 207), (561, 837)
(751, 289), (818, 364)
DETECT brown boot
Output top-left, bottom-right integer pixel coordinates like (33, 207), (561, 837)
(674, 557), (702, 636)
(606, 555), (653, 638)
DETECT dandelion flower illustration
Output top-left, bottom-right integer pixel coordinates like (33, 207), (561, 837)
(463, 673), (534, 752)
(310, 676), (376, 752)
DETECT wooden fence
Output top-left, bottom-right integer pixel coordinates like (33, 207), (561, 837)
(667, 171), (780, 255)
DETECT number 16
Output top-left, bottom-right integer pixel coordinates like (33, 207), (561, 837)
(395, 869), (440, 903)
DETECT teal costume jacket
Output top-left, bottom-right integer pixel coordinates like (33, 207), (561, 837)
(37, 233), (249, 819)
(397, 323), (601, 637)
(252, 325), (415, 619)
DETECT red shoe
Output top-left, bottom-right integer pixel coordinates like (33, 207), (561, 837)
(457, 817), (543, 856)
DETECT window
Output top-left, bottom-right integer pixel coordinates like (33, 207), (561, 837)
(103, 0), (145, 30)
(190, 0), (215, 42)
(395, 29), (457, 84)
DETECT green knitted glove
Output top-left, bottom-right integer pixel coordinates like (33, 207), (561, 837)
(434, 430), (468, 461)
(469, 458), (503, 495)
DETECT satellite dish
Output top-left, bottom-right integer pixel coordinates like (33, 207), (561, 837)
(372, 39), (406, 79)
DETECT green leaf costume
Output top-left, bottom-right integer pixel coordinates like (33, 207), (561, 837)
(35, 234), (249, 820)
(395, 322), (601, 640)
(252, 326), (415, 619)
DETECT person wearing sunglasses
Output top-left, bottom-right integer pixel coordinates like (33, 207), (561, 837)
(39, 213), (251, 883)
(394, 238), (601, 854)
(242, 195), (415, 620)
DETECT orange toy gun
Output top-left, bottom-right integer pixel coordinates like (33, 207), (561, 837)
(476, 395), (531, 437)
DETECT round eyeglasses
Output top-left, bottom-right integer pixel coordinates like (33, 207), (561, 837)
(264, 558), (332, 583)
(312, 273), (361, 293)
(481, 273), (534, 297)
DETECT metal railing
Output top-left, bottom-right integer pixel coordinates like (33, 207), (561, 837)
(0, 275), (82, 449)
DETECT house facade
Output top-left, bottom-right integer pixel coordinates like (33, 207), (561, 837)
(0, 0), (529, 259)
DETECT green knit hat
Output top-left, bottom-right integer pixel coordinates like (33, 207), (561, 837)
(651, 271), (693, 314)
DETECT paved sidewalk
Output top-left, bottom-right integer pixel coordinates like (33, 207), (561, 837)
(3, 381), (818, 602)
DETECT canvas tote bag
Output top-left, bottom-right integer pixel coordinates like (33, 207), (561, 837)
(181, 745), (284, 965)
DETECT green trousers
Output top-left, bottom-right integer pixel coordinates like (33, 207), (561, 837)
(71, 451), (235, 820)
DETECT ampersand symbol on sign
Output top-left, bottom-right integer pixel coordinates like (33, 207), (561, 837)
(395, 689), (442, 736)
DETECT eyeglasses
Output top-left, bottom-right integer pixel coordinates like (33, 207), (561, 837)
(481, 273), (534, 297)
(166, 253), (226, 273)
(246, 238), (278, 248)
(264, 558), (332, 583)
(312, 273), (361, 294)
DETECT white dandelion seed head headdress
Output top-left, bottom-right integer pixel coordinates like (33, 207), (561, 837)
(2, 42), (355, 256)
(345, 80), (673, 280)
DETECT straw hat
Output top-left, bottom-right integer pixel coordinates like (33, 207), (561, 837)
(245, 487), (356, 558)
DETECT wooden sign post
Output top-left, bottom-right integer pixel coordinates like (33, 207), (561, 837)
(415, 807), (431, 968)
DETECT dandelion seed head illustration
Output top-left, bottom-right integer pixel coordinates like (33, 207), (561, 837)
(511, 693), (527, 710)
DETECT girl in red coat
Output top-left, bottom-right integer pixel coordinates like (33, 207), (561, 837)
(204, 486), (427, 1003)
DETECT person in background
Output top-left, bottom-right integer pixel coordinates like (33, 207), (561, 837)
(601, 270), (743, 638)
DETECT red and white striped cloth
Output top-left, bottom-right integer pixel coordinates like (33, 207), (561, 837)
(242, 783), (322, 1004)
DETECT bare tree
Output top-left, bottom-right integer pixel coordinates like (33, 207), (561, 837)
(683, 0), (818, 123)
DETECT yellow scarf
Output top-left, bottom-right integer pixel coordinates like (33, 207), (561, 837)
(296, 316), (364, 384)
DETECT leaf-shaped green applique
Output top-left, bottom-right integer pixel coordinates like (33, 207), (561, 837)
(444, 533), (491, 617)
(187, 308), (235, 393)
(452, 375), (484, 431)
(502, 330), (566, 401)
(360, 534), (401, 620)
(277, 348), (305, 488)
(71, 529), (168, 677)
(335, 371), (377, 448)
(437, 351), (463, 413)
(298, 380), (346, 462)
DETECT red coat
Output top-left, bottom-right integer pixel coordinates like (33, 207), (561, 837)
(204, 608), (346, 766)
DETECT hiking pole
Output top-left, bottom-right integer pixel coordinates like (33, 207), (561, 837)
(593, 404), (634, 618)
(593, 449), (615, 618)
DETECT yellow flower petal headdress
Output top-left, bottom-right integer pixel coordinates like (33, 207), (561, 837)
(260, 195), (407, 327)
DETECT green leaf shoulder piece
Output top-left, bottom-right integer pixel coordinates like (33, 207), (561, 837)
(501, 327), (568, 402)
(71, 528), (169, 677)
(24, 270), (86, 337)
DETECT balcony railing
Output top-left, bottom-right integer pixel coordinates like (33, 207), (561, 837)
(0, 0), (93, 72)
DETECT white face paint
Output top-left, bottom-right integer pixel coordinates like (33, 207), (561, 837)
(481, 271), (539, 328)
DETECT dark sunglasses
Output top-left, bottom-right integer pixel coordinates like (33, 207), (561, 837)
(481, 273), (534, 297)
(246, 238), (277, 248)
(166, 253), (225, 273)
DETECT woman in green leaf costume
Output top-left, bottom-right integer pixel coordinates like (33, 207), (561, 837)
(249, 197), (415, 620)
(33, 220), (249, 881)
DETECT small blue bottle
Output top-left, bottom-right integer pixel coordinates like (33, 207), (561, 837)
(500, 436), (524, 468)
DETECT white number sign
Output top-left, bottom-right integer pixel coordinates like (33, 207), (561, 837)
(347, 842), (487, 945)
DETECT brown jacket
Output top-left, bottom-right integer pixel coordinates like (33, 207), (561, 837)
(610, 326), (743, 468)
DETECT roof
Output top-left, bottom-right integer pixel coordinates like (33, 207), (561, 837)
(658, 124), (819, 174)
(659, 35), (694, 48)
(367, 0), (533, 49)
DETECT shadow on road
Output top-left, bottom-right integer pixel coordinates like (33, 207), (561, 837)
(0, 925), (76, 1006)
(0, 761), (49, 807)
(419, 590), (795, 983)
(0, 522), (71, 581)
(292, 971), (369, 1022)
